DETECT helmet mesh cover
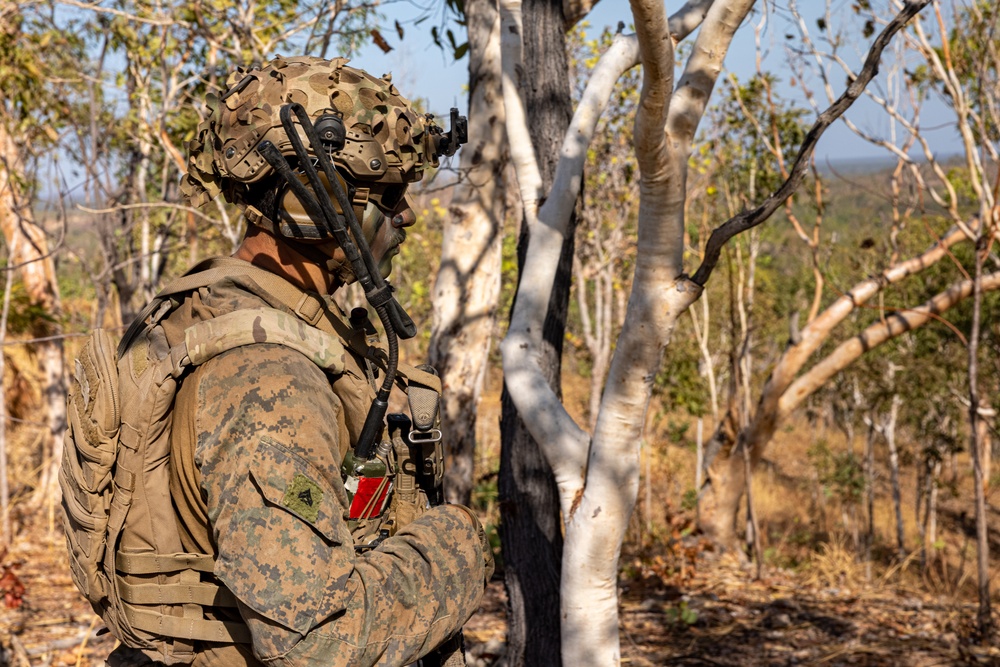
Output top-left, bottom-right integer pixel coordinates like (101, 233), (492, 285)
(181, 56), (442, 209)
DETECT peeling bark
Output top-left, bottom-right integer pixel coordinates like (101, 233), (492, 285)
(429, 0), (507, 506)
(0, 122), (66, 511)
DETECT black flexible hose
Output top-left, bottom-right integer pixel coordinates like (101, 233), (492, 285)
(257, 104), (401, 459)
(279, 106), (416, 341)
(283, 105), (386, 291)
(276, 106), (398, 398)
(275, 106), (378, 300)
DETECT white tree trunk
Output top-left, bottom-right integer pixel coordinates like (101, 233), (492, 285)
(500, 0), (748, 661)
(884, 394), (904, 560)
(429, 0), (507, 505)
(574, 253), (614, 430)
(689, 293), (719, 422)
(928, 460), (940, 556)
(0, 122), (66, 512)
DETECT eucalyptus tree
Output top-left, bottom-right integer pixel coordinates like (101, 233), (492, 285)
(571, 27), (641, 429)
(429, 0), (507, 507)
(699, 0), (998, 636)
(0, 0), (383, 523)
(499, 0), (932, 663)
(0, 0), (88, 512)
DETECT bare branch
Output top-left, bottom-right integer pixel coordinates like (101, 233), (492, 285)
(542, 32), (640, 232)
(499, 0), (543, 210)
(691, 0), (932, 286)
(800, 220), (982, 342)
(779, 269), (1000, 418)
(630, 0), (674, 183)
(77, 202), (218, 225)
(667, 0), (756, 149)
(56, 0), (184, 26)
(668, 0), (716, 44)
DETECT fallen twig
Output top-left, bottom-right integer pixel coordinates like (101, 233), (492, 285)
(75, 615), (101, 667)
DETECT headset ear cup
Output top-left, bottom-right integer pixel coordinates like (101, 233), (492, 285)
(276, 171), (351, 240)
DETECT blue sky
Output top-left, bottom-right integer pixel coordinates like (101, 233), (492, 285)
(351, 0), (960, 166)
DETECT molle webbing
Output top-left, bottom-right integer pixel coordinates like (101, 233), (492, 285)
(117, 552), (215, 575)
(124, 256), (440, 392)
(102, 257), (442, 659)
(112, 310), (345, 650)
(123, 607), (252, 644)
(118, 580), (237, 606)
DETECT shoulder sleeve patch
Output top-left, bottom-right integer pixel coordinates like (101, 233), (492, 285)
(214, 435), (356, 647)
(282, 473), (324, 523)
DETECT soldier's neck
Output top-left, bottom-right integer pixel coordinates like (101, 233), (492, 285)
(233, 227), (338, 295)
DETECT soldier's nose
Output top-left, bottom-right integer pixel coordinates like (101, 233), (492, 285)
(390, 195), (417, 228)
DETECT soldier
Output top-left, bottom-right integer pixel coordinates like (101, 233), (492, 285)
(91, 56), (492, 666)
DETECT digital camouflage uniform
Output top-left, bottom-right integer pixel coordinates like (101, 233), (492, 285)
(140, 273), (487, 666)
(87, 56), (488, 667)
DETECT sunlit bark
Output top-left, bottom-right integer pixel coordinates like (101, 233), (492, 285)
(429, 0), (507, 505)
(0, 121), (66, 512)
(499, 0), (745, 660)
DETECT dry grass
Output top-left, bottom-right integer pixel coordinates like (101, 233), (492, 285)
(470, 362), (1000, 609)
(2, 346), (49, 527)
(803, 534), (867, 589)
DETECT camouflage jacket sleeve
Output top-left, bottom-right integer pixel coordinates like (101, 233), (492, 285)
(192, 343), (486, 666)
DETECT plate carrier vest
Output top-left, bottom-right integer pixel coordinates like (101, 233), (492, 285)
(59, 258), (441, 665)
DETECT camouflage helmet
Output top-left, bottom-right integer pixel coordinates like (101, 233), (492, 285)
(181, 56), (447, 210)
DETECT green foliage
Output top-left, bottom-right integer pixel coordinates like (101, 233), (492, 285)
(937, 1), (1000, 143)
(408, 0), (467, 61)
(654, 330), (709, 418)
(808, 439), (865, 504)
(497, 227), (520, 343)
(681, 488), (698, 512)
(705, 74), (808, 210)
(0, 278), (58, 336)
(666, 419), (690, 447)
(393, 195), (447, 349)
(472, 473), (498, 511)
(0, 10), (84, 132)
(471, 468), (502, 573)
(666, 600), (699, 626)
(0, 4), (87, 198)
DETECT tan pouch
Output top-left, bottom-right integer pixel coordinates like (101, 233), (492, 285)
(60, 329), (121, 604)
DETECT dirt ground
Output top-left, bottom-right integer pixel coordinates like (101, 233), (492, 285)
(2, 525), (998, 667)
(1, 365), (996, 666)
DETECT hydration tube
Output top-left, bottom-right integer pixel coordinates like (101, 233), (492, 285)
(257, 103), (406, 460)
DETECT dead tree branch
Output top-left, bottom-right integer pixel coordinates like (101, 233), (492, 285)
(691, 0), (932, 286)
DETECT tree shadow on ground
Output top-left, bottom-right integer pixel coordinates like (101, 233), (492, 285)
(619, 585), (988, 666)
